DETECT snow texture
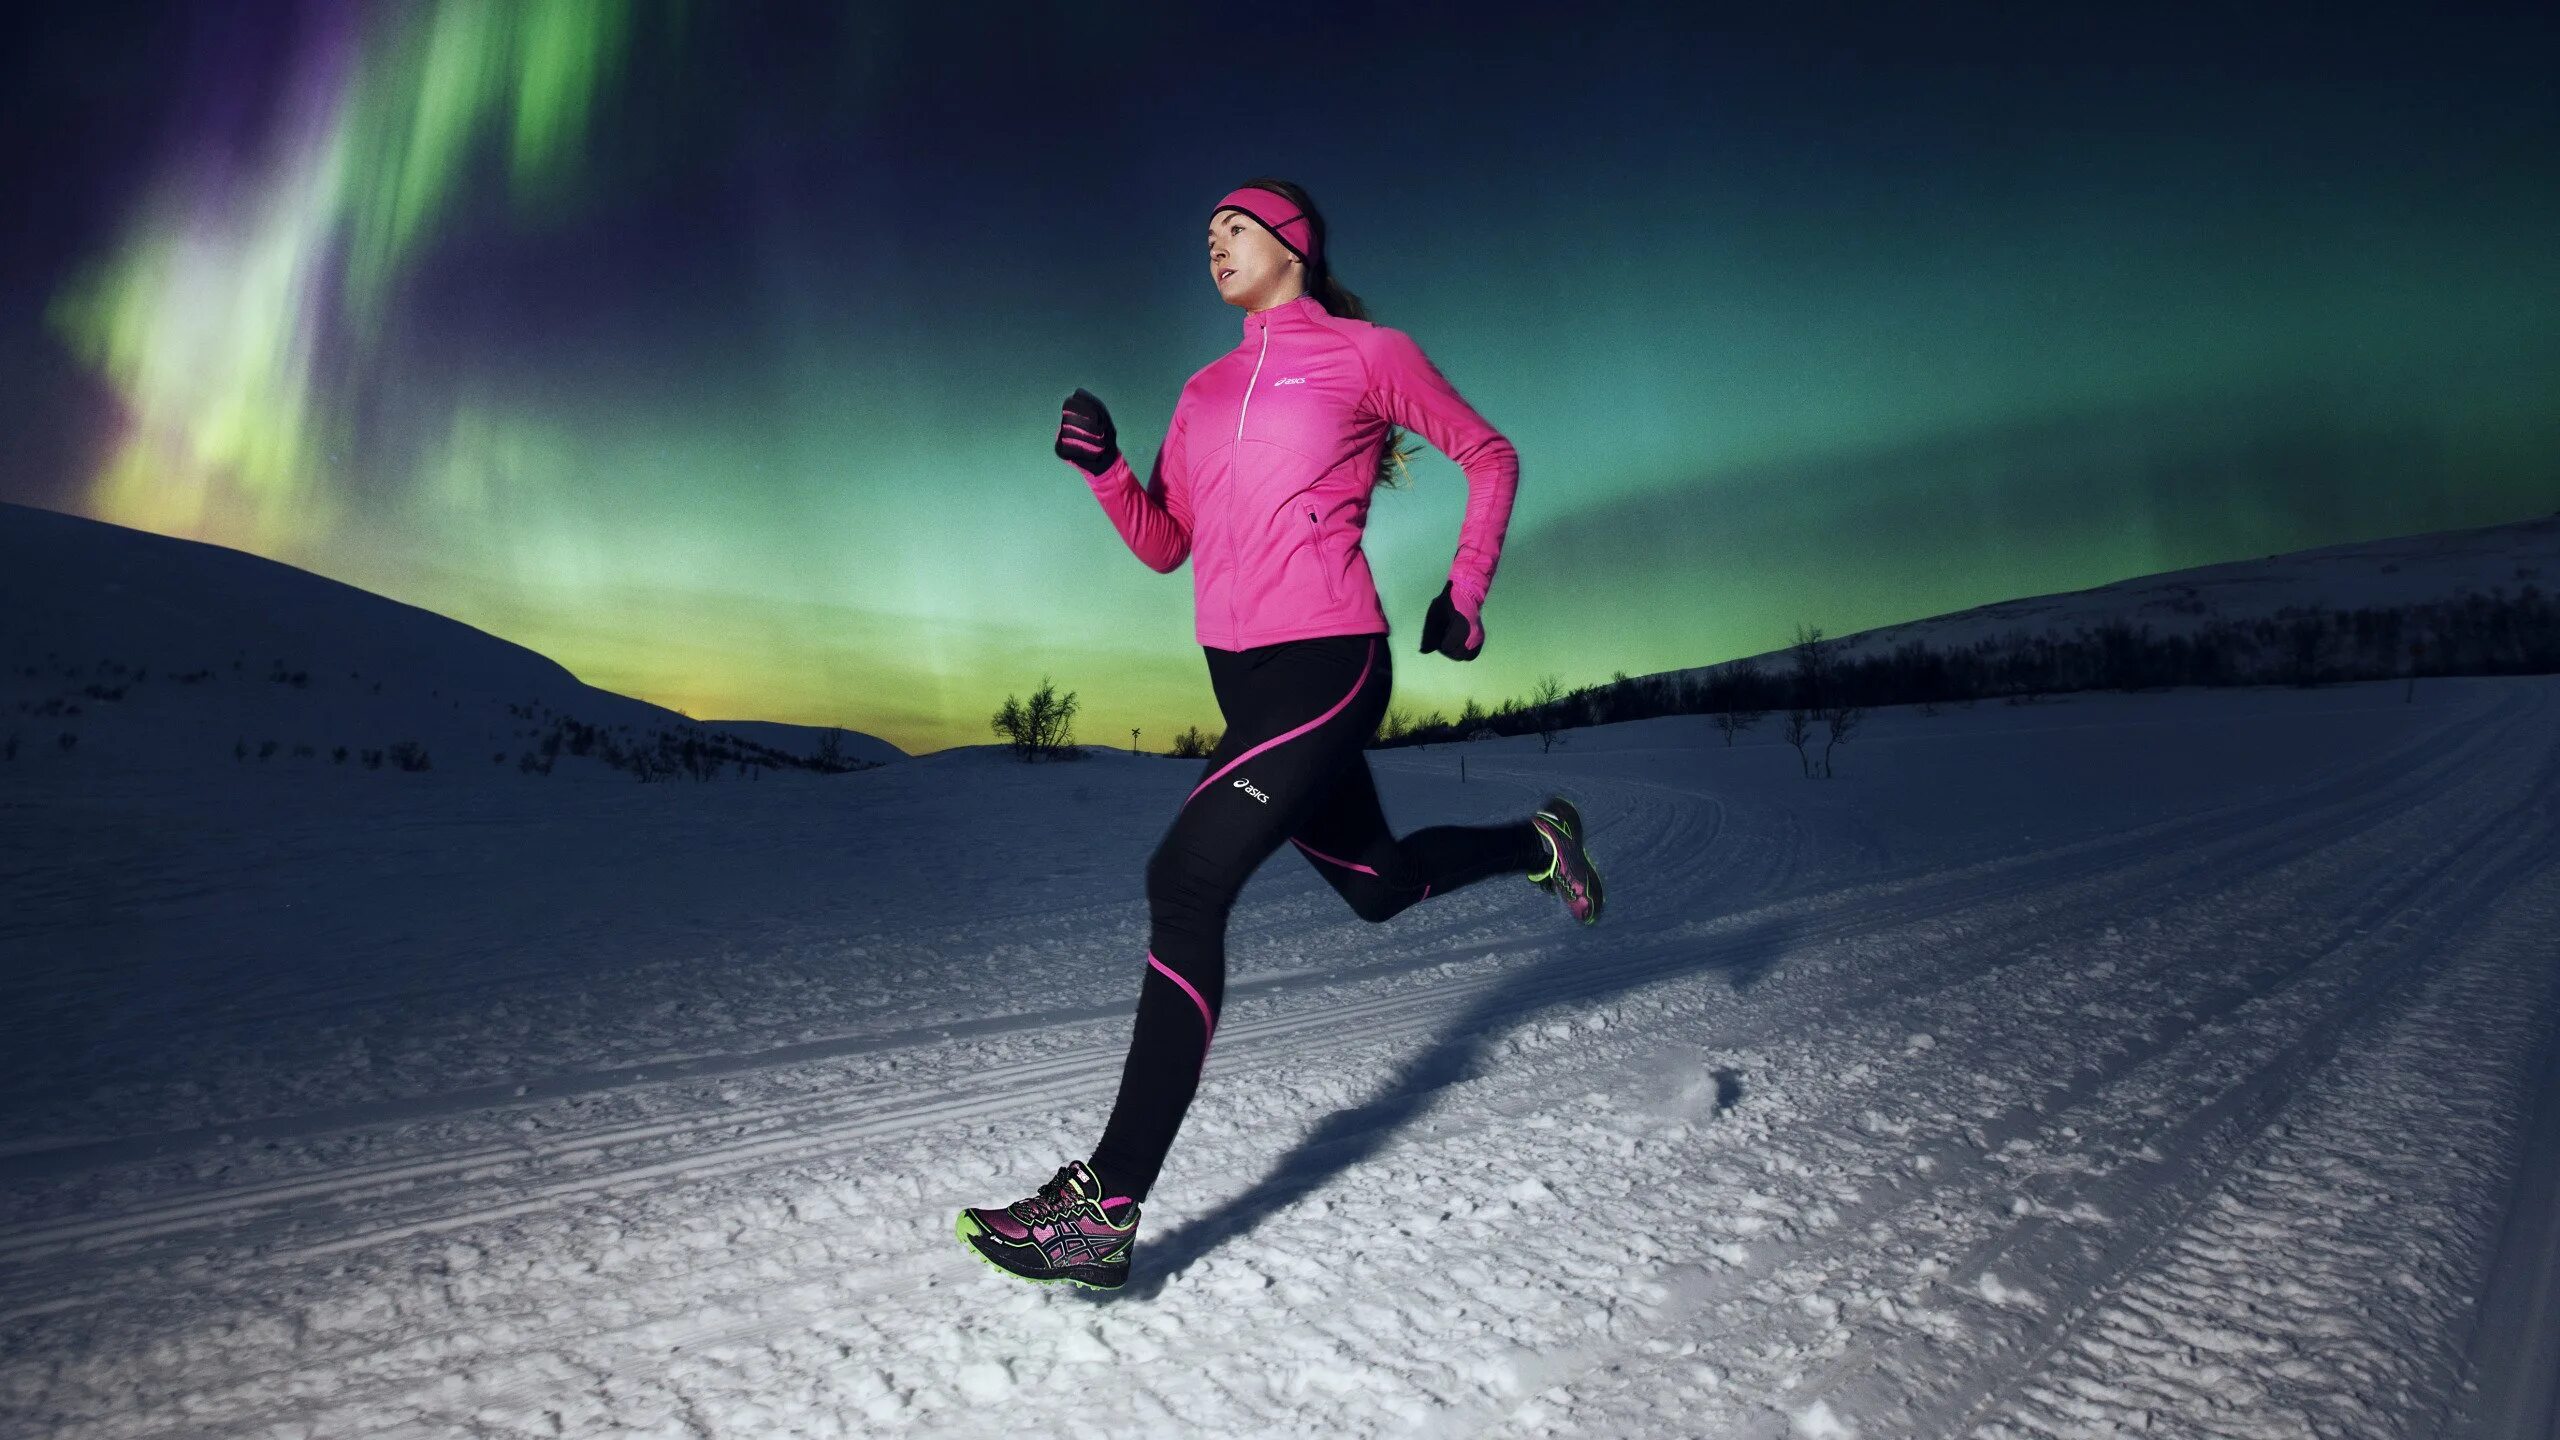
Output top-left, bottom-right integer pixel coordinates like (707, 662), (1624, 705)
(3, 501), (2556, 1437)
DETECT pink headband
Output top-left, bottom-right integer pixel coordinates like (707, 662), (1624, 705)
(1211, 186), (1319, 265)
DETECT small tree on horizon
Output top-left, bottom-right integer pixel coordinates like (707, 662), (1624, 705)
(1710, 707), (1759, 747)
(1782, 707), (1815, 777)
(1819, 703), (1862, 778)
(1709, 657), (1769, 746)
(992, 678), (1081, 761)
(1790, 624), (1831, 713)
(1531, 674), (1567, 754)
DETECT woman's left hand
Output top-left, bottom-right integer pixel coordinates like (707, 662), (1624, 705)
(1419, 581), (1485, 661)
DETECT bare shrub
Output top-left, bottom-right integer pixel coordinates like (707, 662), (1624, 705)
(992, 679), (1081, 761)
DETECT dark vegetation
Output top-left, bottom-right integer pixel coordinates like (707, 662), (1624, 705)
(1366, 588), (2555, 758)
(992, 679), (1085, 761)
(12, 651), (883, 781)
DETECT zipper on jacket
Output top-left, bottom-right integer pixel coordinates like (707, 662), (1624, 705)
(1230, 319), (1272, 642)
(1236, 321), (1271, 444)
(1306, 505), (1339, 604)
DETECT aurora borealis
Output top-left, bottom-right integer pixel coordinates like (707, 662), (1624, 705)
(3, 2), (2554, 755)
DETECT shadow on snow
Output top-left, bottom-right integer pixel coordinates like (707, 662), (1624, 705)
(1088, 899), (1807, 1302)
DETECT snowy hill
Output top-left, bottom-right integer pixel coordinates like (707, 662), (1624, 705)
(690, 719), (906, 769)
(1662, 508), (2560, 686)
(0, 502), (903, 778)
(2, 672), (2554, 1436)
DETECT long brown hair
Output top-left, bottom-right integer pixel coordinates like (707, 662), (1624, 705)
(1232, 175), (1422, 491)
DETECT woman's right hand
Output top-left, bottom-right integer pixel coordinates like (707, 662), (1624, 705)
(1056, 388), (1120, 477)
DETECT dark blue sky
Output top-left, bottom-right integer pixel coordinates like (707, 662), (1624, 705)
(2, 1), (2552, 751)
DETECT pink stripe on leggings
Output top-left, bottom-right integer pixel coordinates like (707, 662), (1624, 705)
(1147, 951), (1217, 1073)
(1186, 637), (1377, 808)
(1291, 835), (1380, 876)
(1292, 836), (1430, 900)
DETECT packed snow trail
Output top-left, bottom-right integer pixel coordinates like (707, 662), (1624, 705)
(1, 679), (2553, 1436)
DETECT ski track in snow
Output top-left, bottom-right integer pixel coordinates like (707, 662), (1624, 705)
(2, 679), (2554, 1437)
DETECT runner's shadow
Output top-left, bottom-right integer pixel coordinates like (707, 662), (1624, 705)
(1084, 907), (1805, 1302)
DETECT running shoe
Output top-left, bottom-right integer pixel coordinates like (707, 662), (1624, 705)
(1527, 795), (1605, 924)
(956, 1159), (1141, 1290)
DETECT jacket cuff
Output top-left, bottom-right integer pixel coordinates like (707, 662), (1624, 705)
(1077, 451), (1134, 490)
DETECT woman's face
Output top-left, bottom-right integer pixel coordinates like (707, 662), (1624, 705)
(1207, 207), (1301, 312)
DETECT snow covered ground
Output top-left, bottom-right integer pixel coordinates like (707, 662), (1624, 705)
(3, 671), (2554, 1436)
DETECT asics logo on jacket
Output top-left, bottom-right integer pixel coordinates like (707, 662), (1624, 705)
(1070, 292), (1519, 651)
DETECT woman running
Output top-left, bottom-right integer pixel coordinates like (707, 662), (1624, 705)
(956, 178), (1605, 1290)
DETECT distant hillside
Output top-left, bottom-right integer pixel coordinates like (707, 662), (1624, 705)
(1375, 509), (2560, 748)
(1671, 508), (2560, 684)
(691, 720), (905, 769)
(0, 502), (904, 780)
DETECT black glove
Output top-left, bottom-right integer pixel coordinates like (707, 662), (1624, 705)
(1055, 388), (1120, 477)
(1418, 581), (1485, 661)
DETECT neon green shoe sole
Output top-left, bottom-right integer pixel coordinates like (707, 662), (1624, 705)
(954, 1209), (1133, 1291)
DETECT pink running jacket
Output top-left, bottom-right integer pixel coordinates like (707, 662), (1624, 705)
(1073, 292), (1519, 652)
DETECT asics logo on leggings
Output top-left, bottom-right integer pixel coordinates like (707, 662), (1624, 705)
(1231, 776), (1270, 803)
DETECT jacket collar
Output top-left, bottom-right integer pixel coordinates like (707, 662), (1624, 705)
(1238, 291), (1324, 342)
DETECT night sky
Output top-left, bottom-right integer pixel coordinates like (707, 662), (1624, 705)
(3, 2), (2553, 754)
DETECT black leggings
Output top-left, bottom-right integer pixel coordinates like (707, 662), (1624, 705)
(1088, 631), (1546, 1202)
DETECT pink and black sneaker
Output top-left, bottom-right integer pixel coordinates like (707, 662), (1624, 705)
(956, 1159), (1141, 1290)
(1528, 795), (1604, 924)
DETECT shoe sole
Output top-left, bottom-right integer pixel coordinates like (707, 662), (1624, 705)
(1534, 801), (1604, 925)
(954, 1210), (1131, 1291)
